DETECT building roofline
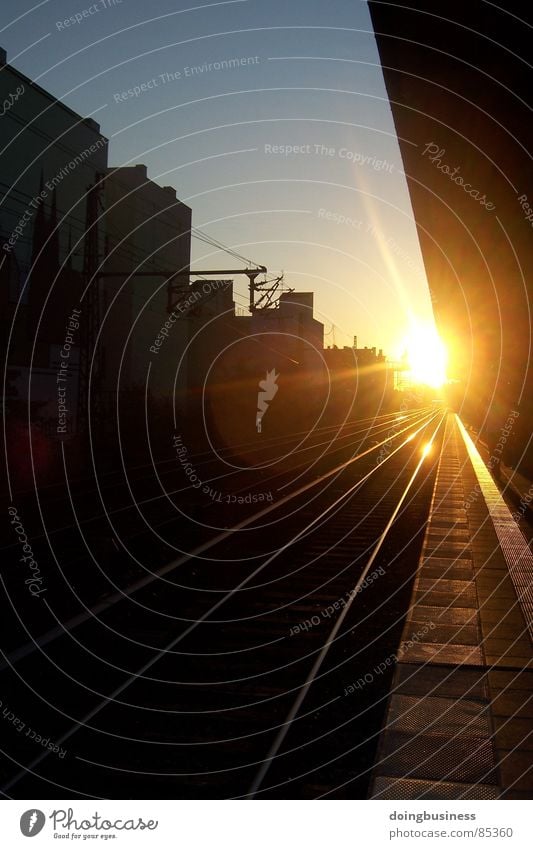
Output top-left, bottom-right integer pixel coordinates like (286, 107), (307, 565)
(0, 46), (107, 140)
(105, 164), (192, 211)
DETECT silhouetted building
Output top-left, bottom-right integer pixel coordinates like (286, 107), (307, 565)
(101, 164), (192, 399)
(323, 344), (391, 421)
(0, 46), (107, 465)
(188, 288), (325, 450)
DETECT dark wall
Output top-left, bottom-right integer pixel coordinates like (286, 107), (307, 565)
(368, 1), (533, 469)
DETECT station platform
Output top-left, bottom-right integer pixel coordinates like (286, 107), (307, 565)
(369, 413), (533, 799)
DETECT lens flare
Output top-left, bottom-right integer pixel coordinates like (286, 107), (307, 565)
(402, 320), (448, 389)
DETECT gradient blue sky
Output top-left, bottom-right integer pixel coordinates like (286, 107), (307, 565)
(1, 0), (434, 355)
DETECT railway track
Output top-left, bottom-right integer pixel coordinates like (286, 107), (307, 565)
(1, 410), (430, 650)
(1, 409), (445, 799)
(3, 408), (428, 539)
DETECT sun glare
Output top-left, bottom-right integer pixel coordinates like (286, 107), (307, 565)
(402, 320), (448, 389)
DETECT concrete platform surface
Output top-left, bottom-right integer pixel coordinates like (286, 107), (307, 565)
(369, 413), (533, 799)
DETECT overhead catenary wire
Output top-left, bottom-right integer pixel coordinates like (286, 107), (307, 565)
(1, 179), (267, 284)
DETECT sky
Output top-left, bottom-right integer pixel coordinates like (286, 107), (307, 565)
(0, 0), (435, 357)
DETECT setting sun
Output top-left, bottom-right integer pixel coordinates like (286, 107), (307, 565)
(401, 320), (448, 389)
